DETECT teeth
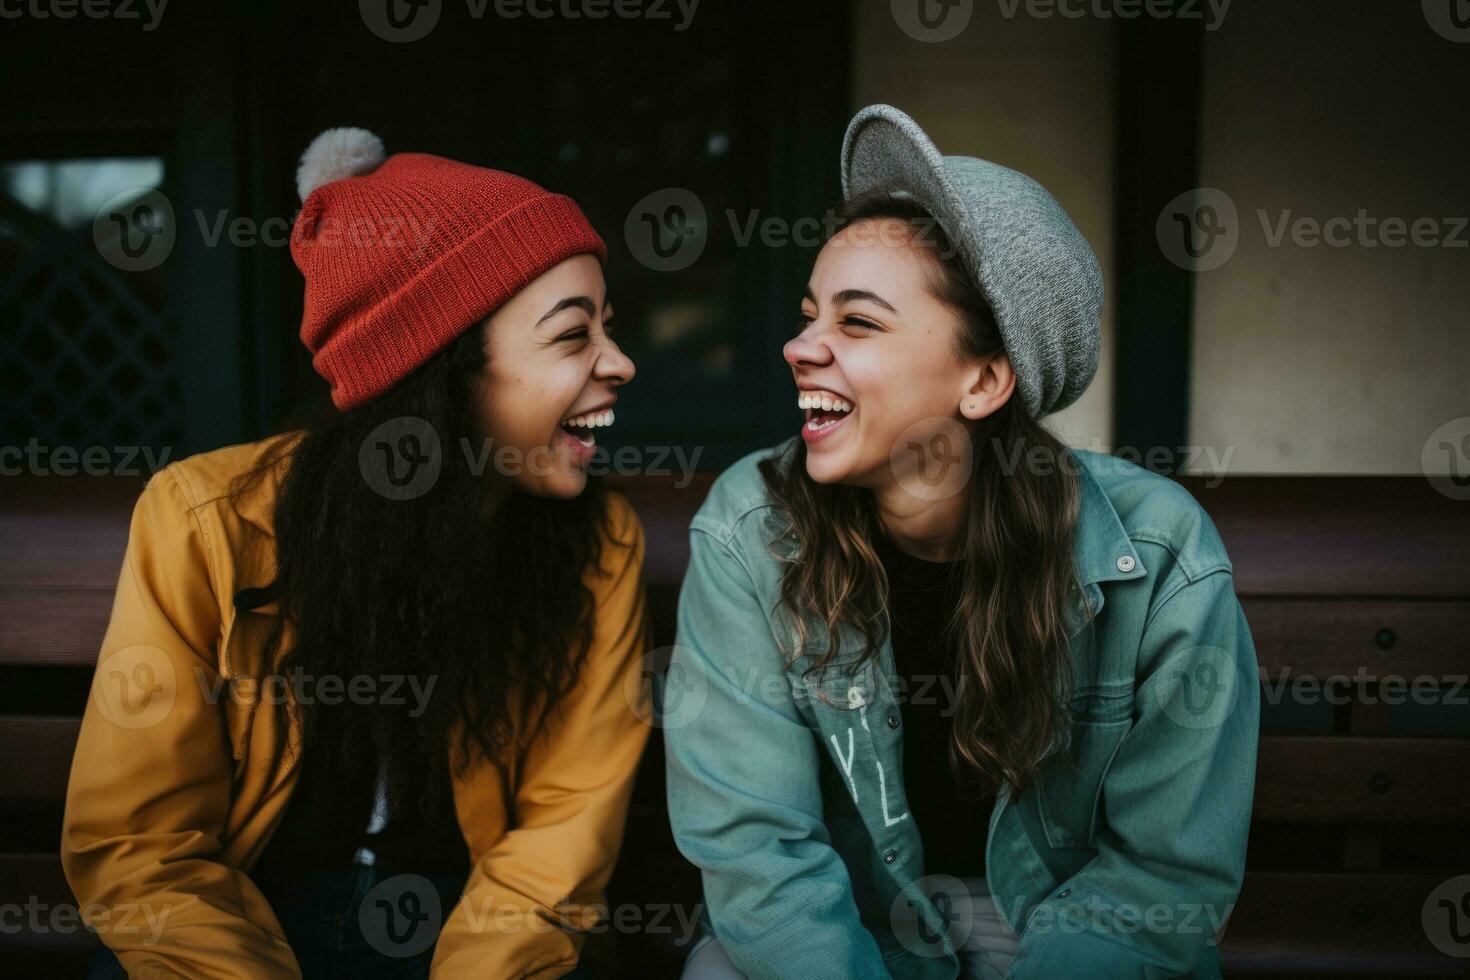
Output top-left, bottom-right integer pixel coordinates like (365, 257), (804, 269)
(563, 409), (615, 428)
(796, 392), (853, 412)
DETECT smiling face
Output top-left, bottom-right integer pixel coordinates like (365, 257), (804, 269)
(785, 217), (1013, 492)
(474, 253), (635, 498)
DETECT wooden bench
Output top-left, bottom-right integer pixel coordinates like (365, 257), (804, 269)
(1175, 477), (1470, 978)
(2, 469), (1466, 976)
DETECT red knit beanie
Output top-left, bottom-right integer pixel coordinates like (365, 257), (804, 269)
(289, 127), (608, 410)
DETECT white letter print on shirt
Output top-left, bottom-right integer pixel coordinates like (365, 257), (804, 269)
(830, 727), (858, 804)
(829, 705), (910, 827)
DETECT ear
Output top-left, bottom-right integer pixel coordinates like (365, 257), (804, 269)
(958, 352), (1016, 421)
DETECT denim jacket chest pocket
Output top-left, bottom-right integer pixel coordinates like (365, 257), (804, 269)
(1035, 685), (1135, 849)
(800, 658), (896, 816)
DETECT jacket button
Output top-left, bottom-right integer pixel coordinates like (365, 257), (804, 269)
(887, 715), (899, 729)
(1058, 888), (1072, 898)
(1116, 555), (1136, 573)
(883, 850), (897, 864)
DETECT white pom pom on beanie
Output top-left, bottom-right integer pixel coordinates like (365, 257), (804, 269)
(295, 126), (387, 202)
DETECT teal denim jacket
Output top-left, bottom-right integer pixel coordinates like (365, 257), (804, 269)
(665, 439), (1259, 979)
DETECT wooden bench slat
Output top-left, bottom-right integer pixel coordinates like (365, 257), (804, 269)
(1176, 476), (1470, 598)
(0, 852), (96, 956)
(0, 587), (113, 668)
(1253, 736), (1470, 824)
(8, 588), (1457, 679)
(0, 717), (81, 803)
(1246, 597), (1470, 678)
(1220, 871), (1465, 974)
(0, 477), (141, 589)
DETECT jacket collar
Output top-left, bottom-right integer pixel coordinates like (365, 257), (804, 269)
(1064, 452), (1147, 636)
(234, 479), (278, 539)
(1070, 451), (1146, 588)
(229, 432), (302, 539)
(223, 439), (294, 623)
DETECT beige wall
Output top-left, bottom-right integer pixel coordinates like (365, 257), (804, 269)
(1190, 0), (1470, 475)
(852, 0), (1468, 476)
(851, 0), (1118, 454)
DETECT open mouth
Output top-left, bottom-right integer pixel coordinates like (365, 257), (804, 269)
(798, 389), (854, 439)
(558, 408), (615, 453)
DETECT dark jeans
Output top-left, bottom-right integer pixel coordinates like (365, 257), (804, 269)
(84, 864), (595, 979)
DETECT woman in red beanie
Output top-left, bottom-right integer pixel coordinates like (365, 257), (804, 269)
(63, 127), (649, 979)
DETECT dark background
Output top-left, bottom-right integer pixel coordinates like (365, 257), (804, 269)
(2, 0), (851, 469)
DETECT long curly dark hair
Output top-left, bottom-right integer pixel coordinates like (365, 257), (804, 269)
(233, 322), (611, 831)
(761, 191), (1083, 802)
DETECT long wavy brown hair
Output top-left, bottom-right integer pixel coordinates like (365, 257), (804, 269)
(231, 322), (611, 833)
(760, 190), (1083, 802)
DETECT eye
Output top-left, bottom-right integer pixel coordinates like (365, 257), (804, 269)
(556, 328), (589, 343)
(842, 316), (881, 332)
(794, 312), (815, 335)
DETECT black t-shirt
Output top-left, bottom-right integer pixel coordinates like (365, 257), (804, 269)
(875, 532), (997, 877)
(251, 742), (470, 885)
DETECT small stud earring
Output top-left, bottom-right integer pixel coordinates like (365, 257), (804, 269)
(966, 401), (977, 412)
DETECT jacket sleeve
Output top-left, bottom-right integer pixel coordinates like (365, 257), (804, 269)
(1007, 569), (1260, 979)
(60, 469), (301, 979)
(430, 494), (653, 979)
(665, 525), (892, 979)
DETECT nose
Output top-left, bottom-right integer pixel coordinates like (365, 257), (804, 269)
(593, 335), (636, 386)
(784, 321), (834, 369)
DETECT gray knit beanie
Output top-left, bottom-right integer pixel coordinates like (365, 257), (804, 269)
(841, 104), (1103, 418)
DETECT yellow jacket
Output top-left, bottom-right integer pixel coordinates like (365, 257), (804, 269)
(61, 435), (653, 979)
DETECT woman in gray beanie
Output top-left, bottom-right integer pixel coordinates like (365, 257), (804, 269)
(666, 105), (1259, 979)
